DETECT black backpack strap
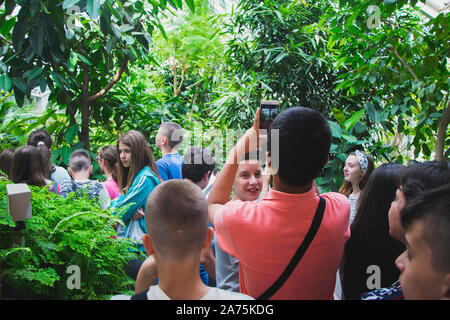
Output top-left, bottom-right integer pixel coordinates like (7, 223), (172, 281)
(130, 290), (148, 300)
(257, 196), (326, 300)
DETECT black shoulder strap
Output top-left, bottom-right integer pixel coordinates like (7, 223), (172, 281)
(257, 196), (326, 300)
(130, 290), (148, 300)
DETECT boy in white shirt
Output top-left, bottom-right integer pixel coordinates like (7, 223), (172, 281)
(112, 180), (253, 300)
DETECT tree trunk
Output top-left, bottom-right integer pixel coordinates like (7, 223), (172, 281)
(79, 61), (90, 150)
(435, 93), (449, 161)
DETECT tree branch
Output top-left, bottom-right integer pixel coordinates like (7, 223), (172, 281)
(435, 93), (450, 161)
(88, 56), (129, 103)
(61, 62), (82, 90)
(392, 46), (418, 81)
(49, 56), (77, 124)
(0, 34), (13, 46)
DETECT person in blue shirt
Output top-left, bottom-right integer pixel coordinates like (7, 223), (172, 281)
(155, 122), (184, 181)
(111, 130), (161, 279)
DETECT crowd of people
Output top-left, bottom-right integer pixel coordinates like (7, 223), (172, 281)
(0, 106), (449, 300)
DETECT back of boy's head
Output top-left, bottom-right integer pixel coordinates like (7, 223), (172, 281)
(146, 180), (208, 259)
(182, 146), (216, 183)
(159, 122), (183, 149)
(397, 161), (450, 202)
(401, 183), (450, 274)
(69, 149), (91, 172)
(267, 107), (331, 187)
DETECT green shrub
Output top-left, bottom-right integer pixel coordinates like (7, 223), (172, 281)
(0, 179), (142, 299)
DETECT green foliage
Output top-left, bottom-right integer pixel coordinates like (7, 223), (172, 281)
(0, 0), (198, 149)
(1, 0), (448, 192)
(328, 1), (449, 162)
(216, 0), (347, 128)
(0, 179), (141, 299)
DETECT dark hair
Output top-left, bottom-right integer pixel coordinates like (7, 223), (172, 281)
(267, 107), (331, 187)
(146, 180), (208, 259)
(27, 129), (52, 149)
(11, 145), (47, 187)
(401, 183), (450, 273)
(342, 163), (405, 299)
(69, 149), (91, 172)
(27, 129), (56, 175)
(36, 145), (55, 179)
(0, 148), (15, 178)
(338, 151), (375, 197)
(182, 146), (216, 183)
(159, 122), (183, 149)
(117, 130), (160, 194)
(99, 145), (118, 181)
(397, 161), (450, 203)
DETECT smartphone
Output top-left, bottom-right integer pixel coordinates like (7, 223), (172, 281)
(259, 100), (279, 129)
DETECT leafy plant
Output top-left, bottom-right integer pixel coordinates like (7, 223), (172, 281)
(0, 0), (197, 150)
(0, 179), (141, 299)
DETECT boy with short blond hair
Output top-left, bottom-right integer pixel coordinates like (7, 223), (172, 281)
(112, 180), (253, 300)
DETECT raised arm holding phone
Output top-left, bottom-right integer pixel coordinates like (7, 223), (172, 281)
(208, 105), (351, 300)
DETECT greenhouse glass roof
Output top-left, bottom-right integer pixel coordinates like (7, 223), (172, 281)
(417, 0), (449, 18)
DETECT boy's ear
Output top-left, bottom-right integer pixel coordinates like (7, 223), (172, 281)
(442, 274), (450, 300)
(161, 136), (168, 147)
(89, 165), (93, 174)
(142, 233), (154, 256)
(68, 167), (73, 177)
(266, 151), (274, 175)
(202, 227), (214, 249)
(202, 171), (211, 183)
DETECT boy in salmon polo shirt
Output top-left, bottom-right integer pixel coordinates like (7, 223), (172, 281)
(208, 106), (350, 300)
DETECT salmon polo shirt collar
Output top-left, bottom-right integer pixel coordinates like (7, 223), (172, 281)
(263, 187), (320, 211)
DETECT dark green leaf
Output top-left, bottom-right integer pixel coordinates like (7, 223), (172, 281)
(77, 53), (92, 66)
(0, 18), (15, 37)
(12, 10), (28, 51)
(87, 0), (101, 20)
(12, 78), (27, 93)
(184, 0), (195, 13)
(60, 145), (72, 165)
(328, 121), (343, 138)
(39, 75), (47, 92)
(100, 8), (112, 35)
(341, 134), (357, 143)
(0, 75), (12, 91)
(29, 26), (44, 56)
(40, 12), (56, 47)
(344, 109), (365, 132)
(65, 124), (79, 144)
(25, 67), (43, 80)
(63, 0), (81, 10)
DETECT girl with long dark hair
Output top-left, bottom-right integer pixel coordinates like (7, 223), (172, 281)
(110, 130), (161, 279)
(342, 163), (406, 299)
